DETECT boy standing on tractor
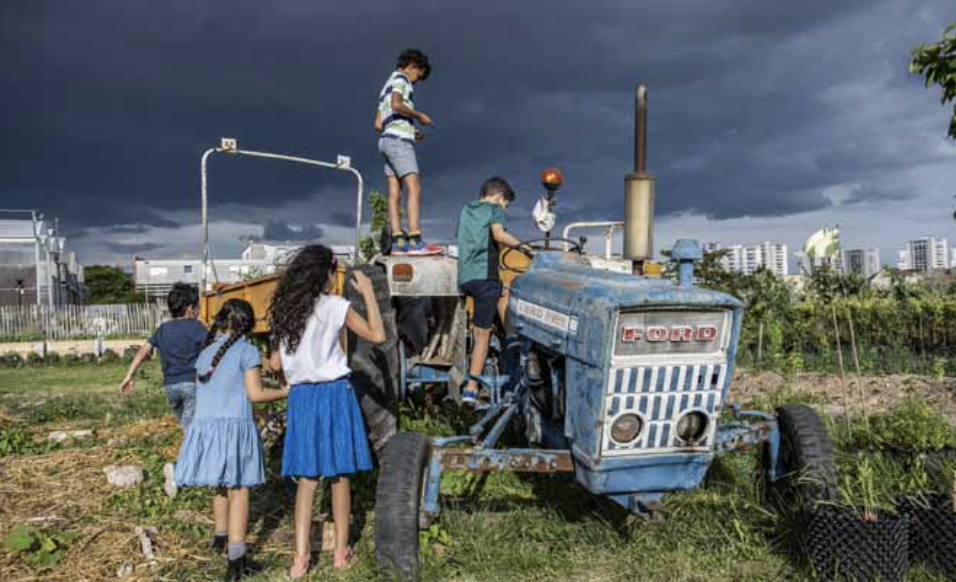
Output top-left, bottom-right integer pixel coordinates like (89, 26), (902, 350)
(374, 48), (437, 255)
(455, 177), (524, 405)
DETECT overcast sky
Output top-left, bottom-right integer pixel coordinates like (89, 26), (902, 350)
(1, 0), (954, 266)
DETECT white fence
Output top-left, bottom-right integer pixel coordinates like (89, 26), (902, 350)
(0, 304), (170, 341)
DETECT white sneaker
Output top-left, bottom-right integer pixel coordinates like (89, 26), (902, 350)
(163, 462), (178, 499)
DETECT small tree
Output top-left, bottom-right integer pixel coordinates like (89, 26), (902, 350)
(739, 268), (791, 363)
(83, 265), (140, 304)
(359, 191), (389, 261)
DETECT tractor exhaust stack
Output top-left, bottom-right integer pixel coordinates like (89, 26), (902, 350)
(624, 84), (655, 274)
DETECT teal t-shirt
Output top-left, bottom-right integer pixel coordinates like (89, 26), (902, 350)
(456, 200), (506, 286)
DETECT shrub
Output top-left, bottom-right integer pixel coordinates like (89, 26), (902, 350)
(853, 396), (956, 453)
(0, 352), (23, 368)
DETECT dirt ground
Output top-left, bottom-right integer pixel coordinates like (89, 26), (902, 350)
(733, 369), (956, 423)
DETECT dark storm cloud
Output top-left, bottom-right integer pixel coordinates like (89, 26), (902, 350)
(105, 241), (162, 255)
(261, 221), (324, 242)
(0, 0), (951, 238)
(843, 183), (916, 205)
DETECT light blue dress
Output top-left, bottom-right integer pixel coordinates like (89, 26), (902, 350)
(174, 335), (265, 488)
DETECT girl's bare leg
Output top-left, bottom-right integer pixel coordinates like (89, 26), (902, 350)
(331, 476), (352, 568)
(214, 488), (229, 536)
(291, 478), (319, 576)
(227, 487), (249, 546)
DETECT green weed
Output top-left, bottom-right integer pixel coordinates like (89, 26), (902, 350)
(0, 425), (55, 456)
(4, 525), (78, 570)
(852, 395), (956, 453)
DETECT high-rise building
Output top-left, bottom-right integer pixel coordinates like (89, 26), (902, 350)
(842, 248), (881, 278)
(898, 237), (949, 274)
(704, 241), (789, 277)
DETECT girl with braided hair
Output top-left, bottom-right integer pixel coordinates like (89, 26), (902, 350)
(267, 244), (385, 576)
(173, 299), (289, 581)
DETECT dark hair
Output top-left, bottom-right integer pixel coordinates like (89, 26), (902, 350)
(197, 299), (255, 383)
(397, 48), (431, 80)
(167, 283), (199, 317)
(480, 177), (515, 202)
(268, 245), (338, 353)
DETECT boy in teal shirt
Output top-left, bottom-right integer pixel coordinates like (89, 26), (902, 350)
(455, 177), (523, 405)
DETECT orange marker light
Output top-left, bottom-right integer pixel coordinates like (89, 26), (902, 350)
(541, 167), (564, 189)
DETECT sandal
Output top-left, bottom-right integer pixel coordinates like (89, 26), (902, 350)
(333, 547), (356, 571)
(289, 554), (311, 580)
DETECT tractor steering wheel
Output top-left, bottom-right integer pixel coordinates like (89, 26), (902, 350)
(501, 237), (583, 274)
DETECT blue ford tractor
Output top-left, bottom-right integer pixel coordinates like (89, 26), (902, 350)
(371, 85), (837, 580)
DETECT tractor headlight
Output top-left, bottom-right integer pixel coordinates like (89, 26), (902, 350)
(676, 411), (708, 444)
(610, 414), (643, 444)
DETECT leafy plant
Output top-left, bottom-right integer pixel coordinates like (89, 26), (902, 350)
(832, 455), (897, 520)
(4, 525), (77, 570)
(419, 523), (451, 555)
(358, 191), (389, 261)
(852, 396), (956, 453)
(0, 426), (53, 456)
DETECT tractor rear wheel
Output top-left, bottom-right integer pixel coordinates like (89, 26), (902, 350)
(766, 404), (838, 505)
(345, 264), (399, 453)
(375, 432), (431, 581)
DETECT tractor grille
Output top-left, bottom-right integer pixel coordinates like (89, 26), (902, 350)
(601, 362), (727, 456)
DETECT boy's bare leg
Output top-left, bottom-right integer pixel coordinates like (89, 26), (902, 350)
(387, 176), (403, 235)
(466, 326), (492, 393)
(214, 488), (229, 535)
(227, 487), (249, 545)
(404, 173), (422, 235)
(330, 476), (352, 567)
(497, 286), (510, 325)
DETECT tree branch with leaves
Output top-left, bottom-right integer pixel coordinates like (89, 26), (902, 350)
(910, 23), (956, 140)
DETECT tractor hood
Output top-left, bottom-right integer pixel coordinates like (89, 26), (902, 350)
(508, 252), (742, 368)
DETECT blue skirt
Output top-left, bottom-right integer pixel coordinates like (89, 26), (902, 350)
(281, 378), (373, 479)
(174, 417), (265, 488)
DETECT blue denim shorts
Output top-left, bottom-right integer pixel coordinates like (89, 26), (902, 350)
(164, 381), (197, 431)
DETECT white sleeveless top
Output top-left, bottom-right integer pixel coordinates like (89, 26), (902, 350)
(279, 294), (351, 385)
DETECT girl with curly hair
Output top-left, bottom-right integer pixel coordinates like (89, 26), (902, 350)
(268, 245), (385, 576)
(173, 299), (289, 581)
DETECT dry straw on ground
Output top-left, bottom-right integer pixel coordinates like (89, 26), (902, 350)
(0, 419), (194, 581)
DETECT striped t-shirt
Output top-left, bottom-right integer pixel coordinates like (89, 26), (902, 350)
(377, 71), (416, 142)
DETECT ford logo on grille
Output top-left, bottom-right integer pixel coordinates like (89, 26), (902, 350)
(620, 324), (719, 344)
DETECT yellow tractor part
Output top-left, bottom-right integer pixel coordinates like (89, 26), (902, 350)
(199, 265), (347, 335)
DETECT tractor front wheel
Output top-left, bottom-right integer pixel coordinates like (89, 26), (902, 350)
(766, 404), (838, 505)
(375, 432), (431, 581)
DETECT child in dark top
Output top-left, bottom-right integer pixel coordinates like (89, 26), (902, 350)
(121, 282), (208, 430)
(120, 282), (208, 498)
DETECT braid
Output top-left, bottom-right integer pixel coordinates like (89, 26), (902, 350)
(198, 333), (240, 383)
(197, 298), (256, 384)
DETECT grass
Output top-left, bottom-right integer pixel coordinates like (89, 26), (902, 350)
(1, 363), (954, 581)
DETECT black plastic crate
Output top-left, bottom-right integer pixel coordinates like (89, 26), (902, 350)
(900, 495), (956, 577)
(805, 505), (909, 582)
